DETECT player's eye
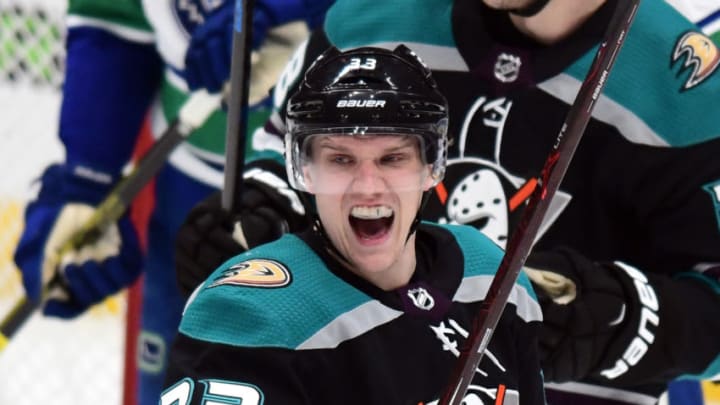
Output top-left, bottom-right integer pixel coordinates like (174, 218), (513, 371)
(329, 154), (354, 166)
(381, 149), (418, 166)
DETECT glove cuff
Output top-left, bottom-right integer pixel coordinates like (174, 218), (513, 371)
(38, 164), (116, 206)
(592, 261), (662, 383)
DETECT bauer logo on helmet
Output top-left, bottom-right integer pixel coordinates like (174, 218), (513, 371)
(336, 99), (387, 108)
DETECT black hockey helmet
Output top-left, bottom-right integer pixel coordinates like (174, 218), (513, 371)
(284, 44), (449, 193)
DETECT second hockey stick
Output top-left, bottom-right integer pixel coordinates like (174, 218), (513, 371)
(222, 0), (255, 212)
(0, 89), (221, 352)
(438, 1), (641, 403)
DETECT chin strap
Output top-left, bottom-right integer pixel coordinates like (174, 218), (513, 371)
(510, 0), (551, 17)
(312, 216), (358, 273)
(407, 190), (432, 242)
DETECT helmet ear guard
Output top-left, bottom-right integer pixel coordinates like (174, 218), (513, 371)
(284, 44), (450, 193)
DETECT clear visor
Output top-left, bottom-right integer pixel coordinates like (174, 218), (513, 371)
(285, 132), (440, 195)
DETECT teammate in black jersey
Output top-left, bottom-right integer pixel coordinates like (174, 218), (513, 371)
(175, 1), (720, 403)
(162, 45), (545, 404)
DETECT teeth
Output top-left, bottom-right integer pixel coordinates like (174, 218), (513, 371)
(351, 205), (393, 219)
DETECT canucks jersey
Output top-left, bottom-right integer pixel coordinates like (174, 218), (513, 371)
(163, 223), (545, 404)
(247, 0), (720, 402)
(57, 3), (317, 404)
(62, 0), (309, 187)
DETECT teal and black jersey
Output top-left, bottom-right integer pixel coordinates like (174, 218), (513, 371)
(246, 0), (720, 402)
(163, 223), (544, 404)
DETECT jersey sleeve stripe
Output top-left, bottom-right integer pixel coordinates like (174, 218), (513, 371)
(67, 15), (155, 44)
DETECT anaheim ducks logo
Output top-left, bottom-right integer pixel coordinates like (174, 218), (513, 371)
(671, 31), (720, 90)
(209, 259), (291, 288)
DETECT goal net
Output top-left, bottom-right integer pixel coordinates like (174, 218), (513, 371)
(0, 0), (129, 403)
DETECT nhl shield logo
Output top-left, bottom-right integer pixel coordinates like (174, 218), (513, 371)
(408, 287), (435, 311)
(494, 53), (522, 83)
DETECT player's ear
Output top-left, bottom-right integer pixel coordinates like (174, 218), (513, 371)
(422, 165), (435, 191)
(303, 166), (315, 193)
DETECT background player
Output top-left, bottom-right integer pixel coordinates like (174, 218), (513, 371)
(12, 1), (332, 403)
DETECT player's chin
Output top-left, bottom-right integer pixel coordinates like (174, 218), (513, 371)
(483, 0), (529, 11)
(351, 255), (396, 276)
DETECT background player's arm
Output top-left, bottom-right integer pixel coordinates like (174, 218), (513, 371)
(13, 1), (163, 318)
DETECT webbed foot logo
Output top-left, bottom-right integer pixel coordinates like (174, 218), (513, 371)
(672, 31), (720, 90)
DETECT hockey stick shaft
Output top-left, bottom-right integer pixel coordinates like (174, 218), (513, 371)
(0, 90), (221, 351)
(438, 1), (640, 403)
(221, 0), (255, 212)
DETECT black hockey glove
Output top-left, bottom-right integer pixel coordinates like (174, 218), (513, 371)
(174, 164), (308, 297)
(525, 247), (661, 384)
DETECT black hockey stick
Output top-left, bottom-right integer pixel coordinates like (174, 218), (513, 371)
(222, 0), (255, 212)
(438, 1), (640, 403)
(0, 89), (222, 352)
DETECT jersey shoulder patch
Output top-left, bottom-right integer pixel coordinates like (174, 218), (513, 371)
(179, 234), (374, 349)
(563, 1), (720, 147)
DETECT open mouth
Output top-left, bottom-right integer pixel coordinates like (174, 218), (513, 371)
(349, 205), (394, 241)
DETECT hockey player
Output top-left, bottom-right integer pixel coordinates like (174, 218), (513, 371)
(174, 0), (720, 403)
(162, 45), (545, 405)
(664, 5), (720, 405)
(12, 1), (333, 404)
